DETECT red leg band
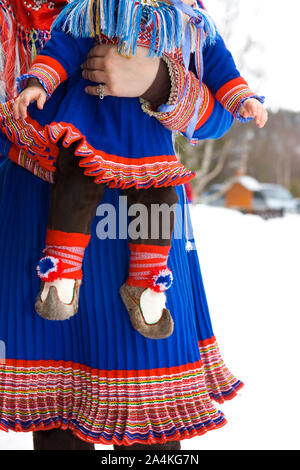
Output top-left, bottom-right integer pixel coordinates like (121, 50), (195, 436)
(37, 230), (91, 281)
(126, 243), (173, 292)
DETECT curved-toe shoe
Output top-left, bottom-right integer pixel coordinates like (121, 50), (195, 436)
(35, 281), (81, 321)
(119, 284), (174, 339)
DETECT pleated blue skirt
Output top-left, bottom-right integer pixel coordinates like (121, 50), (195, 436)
(0, 159), (243, 445)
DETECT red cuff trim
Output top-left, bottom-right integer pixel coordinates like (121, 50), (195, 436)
(31, 55), (68, 82)
(215, 77), (254, 118)
(29, 55), (68, 96)
(215, 77), (249, 103)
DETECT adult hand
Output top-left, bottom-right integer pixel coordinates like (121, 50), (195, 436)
(82, 44), (160, 98)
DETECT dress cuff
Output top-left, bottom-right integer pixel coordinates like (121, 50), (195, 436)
(17, 55), (68, 98)
(215, 76), (264, 121)
(140, 75), (214, 135)
(161, 52), (188, 106)
(140, 51), (214, 136)
(140, 52), (190, 130)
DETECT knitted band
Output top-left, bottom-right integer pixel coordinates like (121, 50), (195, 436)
(126, 243), (173, 292)
(37, 230), (91, 281)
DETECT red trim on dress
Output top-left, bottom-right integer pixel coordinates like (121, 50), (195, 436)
(1, 357), (204, 379)
(215, 77), (249, 103)
(7, 145), (20, 166)
(31, 54), (68, 83)
(195, 84), (215, 130)
(0, 101), (195, 189)
(198, 336), (245, 404)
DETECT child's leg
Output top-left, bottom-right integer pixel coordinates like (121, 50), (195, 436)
(36, 145), (105, 320)
(120, 186), (179, 339)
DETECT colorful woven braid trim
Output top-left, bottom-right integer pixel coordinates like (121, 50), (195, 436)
(0, 336), (242, 444)
(17, 56), (68, 98)
(215, 77), (265, 122)
(0, 357), (226, 445)
(199, 337), (244, 404)
(0, 101), (195, 189)
(8, 146), (54, 183)
(140, 53), (214, 135)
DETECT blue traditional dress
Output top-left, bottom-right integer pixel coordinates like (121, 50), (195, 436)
(0, 154), (243, 444)
(0, 0), (248, 445)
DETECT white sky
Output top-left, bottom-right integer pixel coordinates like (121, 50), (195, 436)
(206, 0), (300, 112)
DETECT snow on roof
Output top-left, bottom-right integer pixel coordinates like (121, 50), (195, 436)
(234, 176), (262, 191)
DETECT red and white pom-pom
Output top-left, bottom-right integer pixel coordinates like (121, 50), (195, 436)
(36, 256), (63, 282)
(150, 268), (173, 293)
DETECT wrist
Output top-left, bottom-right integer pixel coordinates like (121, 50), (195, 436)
(140, 59), (171, 109)
(236, 95), (265, 122)
(27, 78), (44, 89)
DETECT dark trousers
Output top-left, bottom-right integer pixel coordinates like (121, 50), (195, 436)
(33, 429), (95, 451)
(32, 429), (181, 450)
(48, 146), (178, 246)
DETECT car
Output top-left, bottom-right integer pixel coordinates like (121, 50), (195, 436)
(292, 198), (300, 214)
(202, 181), (297, 218)
(258, 184), (298, 215)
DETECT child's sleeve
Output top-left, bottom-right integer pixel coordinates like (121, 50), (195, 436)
(140, 52), (234, 142)
(202, 34), (264, 121)
(17, 29), (94, 99)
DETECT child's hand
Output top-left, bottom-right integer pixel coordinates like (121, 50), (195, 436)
(13, 81), (47, 120)
(239, 98), (268, 129)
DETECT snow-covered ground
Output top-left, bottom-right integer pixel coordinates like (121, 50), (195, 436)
(1, 206), (300, 450)
(187, 205), (300, 450)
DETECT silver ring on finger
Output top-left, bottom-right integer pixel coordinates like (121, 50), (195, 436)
(97, 84), (106, 100)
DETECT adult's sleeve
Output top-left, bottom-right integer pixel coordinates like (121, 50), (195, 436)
(140, 51), (233, 142)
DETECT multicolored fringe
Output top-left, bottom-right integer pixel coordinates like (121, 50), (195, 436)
(0, 101), (195, 189)
(0, 336), (242, 444)
(53, 0), (216, 57)
(0, 0), (52, 100)
(0, 358), (226, 444)
(199, 337), (244, 404)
